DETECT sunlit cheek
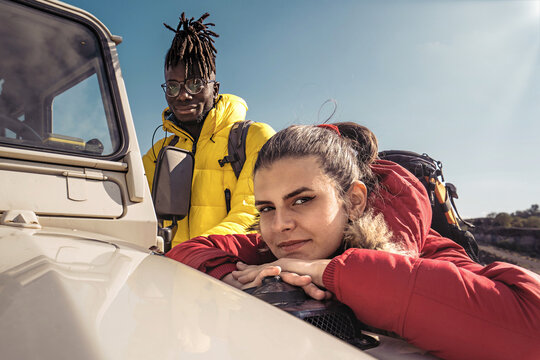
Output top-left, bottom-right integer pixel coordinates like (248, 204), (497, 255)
(323, 206), (346, 230)
(258, 217), (276, 250)
(323, 208), (348, 254)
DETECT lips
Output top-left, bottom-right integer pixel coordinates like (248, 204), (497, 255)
(277, 239), (310, 253)
(174, 104), (197, 114)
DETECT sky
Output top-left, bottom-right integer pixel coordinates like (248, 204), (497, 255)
(64, 0), (540, 219)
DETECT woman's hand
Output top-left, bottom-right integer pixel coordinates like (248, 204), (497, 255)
(231, 259), (332, 300)
(221, 273), (244, 289)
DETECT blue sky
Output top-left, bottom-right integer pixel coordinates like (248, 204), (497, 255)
(65, 0), (540, 219)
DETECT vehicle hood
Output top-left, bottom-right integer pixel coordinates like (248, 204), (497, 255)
(0, 226), (374, 359)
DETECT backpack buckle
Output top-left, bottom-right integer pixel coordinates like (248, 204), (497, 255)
(218, 154), (238, 167)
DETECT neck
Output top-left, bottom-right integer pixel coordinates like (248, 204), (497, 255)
(171, 111), (209, 140)
(181, 121), (203, 140)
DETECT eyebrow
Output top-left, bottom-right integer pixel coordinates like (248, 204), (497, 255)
(255, 186), (313, 206)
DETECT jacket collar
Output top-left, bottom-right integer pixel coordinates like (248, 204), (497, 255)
(161, 94), (248, 141)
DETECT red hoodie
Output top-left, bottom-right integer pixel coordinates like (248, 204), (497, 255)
(167, 160), (540, 360)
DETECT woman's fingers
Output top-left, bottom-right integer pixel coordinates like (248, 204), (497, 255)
(237, 265), (282, 288)
(233, 266), (278, 284)
(233, 266), (334, 301)
(301, 283), (333, 301)
(279, 271), (313, 287)
(231, 262), (263, 283)
(253, 266), (281, 284)
(221, 273), (243, 289)
(279, 272), (333, 300)
(235, 261), (248, 270)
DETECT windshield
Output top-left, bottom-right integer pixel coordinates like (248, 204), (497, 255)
(0, 0), (121, 157)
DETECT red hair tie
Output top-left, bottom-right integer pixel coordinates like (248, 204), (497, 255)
(316, 124), (341, 136)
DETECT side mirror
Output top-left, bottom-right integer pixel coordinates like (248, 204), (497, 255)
(152, 146), (193, 251)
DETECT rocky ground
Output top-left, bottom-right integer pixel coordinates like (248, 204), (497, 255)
(478, 244), (540, 274)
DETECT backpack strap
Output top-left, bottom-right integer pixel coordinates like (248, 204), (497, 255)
(446, 183), (475, 228)
(168, 136), (180, 147)
(218, 120), (254, 179)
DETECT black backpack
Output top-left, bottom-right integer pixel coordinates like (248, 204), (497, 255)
(218, 120), (254, 179)
(216, 120), (254, 213)
(379, 150), (479, 262)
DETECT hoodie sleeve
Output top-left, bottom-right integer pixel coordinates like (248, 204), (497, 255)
(323, 238), (540, 360)
(166, 233), (275, 279)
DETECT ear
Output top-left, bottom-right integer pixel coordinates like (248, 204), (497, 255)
(213, 81), (220, 97)
(347, 180), (367, 220)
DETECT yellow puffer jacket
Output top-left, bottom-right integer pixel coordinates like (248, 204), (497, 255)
(143, 94), (275, 247)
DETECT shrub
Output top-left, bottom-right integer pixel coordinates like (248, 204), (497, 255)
(494, 212), (512, 228)
(524, 216), (540, 228)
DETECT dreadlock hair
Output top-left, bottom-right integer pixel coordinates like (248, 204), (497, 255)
(164, 12), (219, 79)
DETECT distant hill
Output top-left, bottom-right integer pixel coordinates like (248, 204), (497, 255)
(472, 204), (540, 229)
(465, 204), (540, 274)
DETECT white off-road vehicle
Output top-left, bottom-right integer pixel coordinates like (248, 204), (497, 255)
(0, 0), (435, 358)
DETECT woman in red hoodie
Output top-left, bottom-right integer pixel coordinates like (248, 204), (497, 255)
(167, 123), (540, 359)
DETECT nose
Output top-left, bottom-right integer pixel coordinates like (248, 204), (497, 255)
(176, 87), (192, 101)
(272, 208), (295, 233)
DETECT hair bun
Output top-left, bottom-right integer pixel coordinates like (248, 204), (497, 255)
(333, 122), (378, 164)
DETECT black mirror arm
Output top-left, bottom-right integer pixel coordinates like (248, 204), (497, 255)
(157, 216), (178, 252)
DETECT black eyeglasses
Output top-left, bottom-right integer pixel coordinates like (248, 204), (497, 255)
(161, 79), (216, 97)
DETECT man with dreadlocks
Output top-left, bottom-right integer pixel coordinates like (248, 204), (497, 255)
(143, 12), (275, 247)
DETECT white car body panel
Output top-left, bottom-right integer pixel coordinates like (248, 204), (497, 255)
(0, 226), (378, 359)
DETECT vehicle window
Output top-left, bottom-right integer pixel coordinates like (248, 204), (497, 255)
(0, 0), (121, 157)
(52, 74), (114, 155)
